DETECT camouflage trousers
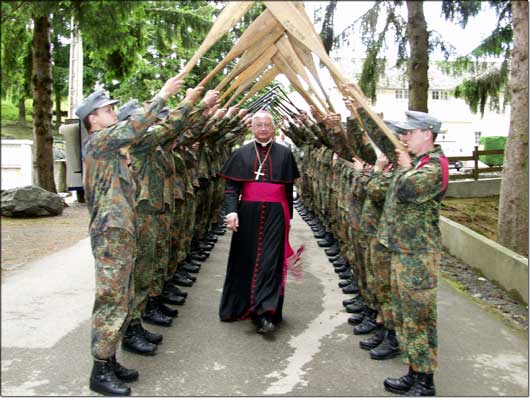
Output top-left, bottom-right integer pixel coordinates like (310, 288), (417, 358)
(391, 251), (440, 373)
(90, 228), (135, 359)
(132, 210), (159, 320)
(370, 238), (393, 329)
(362, 238), (378, 309)
(150, 210), (172, 297)
(183, 193), (198, 256)
(169, 199), (186, 274)
(352, 231), (368, 302)
(194, 185), (210, 240)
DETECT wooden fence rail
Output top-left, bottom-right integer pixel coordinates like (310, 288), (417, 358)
(448, 145), (504, 180)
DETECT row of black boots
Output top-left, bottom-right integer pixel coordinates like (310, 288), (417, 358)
(294, 198), (435, 396)
(90, 221), (227, 396)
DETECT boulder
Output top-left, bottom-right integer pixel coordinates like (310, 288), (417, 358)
(1, 185), (65, 217)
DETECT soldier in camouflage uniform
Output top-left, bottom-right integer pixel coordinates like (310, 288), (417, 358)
(379, 111), (449, 397)
(76, 76), (188, 396)
(357, 121), (405, 360)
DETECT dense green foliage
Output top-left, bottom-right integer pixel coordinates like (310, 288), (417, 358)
(479, 136), (506, 166)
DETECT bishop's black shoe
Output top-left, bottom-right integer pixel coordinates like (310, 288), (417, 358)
(122, 322), (157, 356)
(89, 359), (131, 396)
(384, 367), (417, 395)
(405, 373), (435, 396)
(256, 315), (276, 334)
(110, 356), (139, 382)
(359, 328), (386, 350)
(370, 329), (400, 360)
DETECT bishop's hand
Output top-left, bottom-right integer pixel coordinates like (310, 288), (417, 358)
(226, 213), (239, 232)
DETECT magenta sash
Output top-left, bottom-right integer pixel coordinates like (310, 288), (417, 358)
(241, 182), (294, 290)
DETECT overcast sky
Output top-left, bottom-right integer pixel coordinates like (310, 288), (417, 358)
(303, 1), (501, 60)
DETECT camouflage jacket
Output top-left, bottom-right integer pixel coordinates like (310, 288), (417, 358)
(82, 96), (191, 236)
(377, 145), (448, 253)
(350, 169), (371, 231)
(129, 101), (206, 212)
(360, 169), (394, 238)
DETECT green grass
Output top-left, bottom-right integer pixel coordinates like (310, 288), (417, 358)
(1, 120), (33, 140)
(1, 99), (65, 140)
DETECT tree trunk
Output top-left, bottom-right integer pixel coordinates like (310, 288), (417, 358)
(406, 1), (429, 112)
(17, 97), (26, 126)
(55, 90), (61, 129)
(31, 15), (56, 193)
(497, 0), (528, 257)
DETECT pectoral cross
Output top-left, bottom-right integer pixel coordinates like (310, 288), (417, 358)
(254, 166), (264, 181)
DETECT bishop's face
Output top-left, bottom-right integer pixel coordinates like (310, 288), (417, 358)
(251, 114), (275, 144)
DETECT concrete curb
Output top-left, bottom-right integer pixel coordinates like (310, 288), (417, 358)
(440, 216), (529, 304)
(446, 178), (501, 198)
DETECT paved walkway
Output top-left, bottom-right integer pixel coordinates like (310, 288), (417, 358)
(1, 212), (528, 396)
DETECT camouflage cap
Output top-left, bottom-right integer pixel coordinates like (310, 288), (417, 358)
(75, 89), (119, 120)
(117, 99), (141, 122)
(395, 110), (442, 134)
(143, 100), (170, 120)
(384, 120), (406, 135)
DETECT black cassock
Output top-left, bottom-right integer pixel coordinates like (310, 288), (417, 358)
(218, 141), (300, 322)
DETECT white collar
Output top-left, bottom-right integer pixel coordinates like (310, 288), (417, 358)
(255, 138), (272, 147)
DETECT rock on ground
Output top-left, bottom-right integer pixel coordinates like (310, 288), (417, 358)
(1, 185), (65, 217)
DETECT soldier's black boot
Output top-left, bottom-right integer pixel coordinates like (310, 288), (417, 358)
(348, 310), (365, 325)
(345, 301), (365, 313)
(142, 297), (173, 327)
(157, 299), (179, 318)
(342, 281), (359, 294)
(110, 356), (139, 382)
(138, 322), (163, 345)
(343, 295), (363, 307)
(122, 322), (157, 356)
(353, 309), (381, 335)
(161, 282), (187, 305)
(359, 328), (386, 350)
(384, 367), (417, 395)
(370, 329), (400, 360)
(89, 359), (131, 396)
(405, 372), (435, 396)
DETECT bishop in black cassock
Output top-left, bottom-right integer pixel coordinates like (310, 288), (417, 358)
(218, 111), (300, 334)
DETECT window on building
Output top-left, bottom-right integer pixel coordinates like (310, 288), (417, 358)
(395, 90), (409, 100)
(432, 90), (449, 100)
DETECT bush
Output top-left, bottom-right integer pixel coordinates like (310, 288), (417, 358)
(479, 136), (506, 166)
(1, 101), (18, 121)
